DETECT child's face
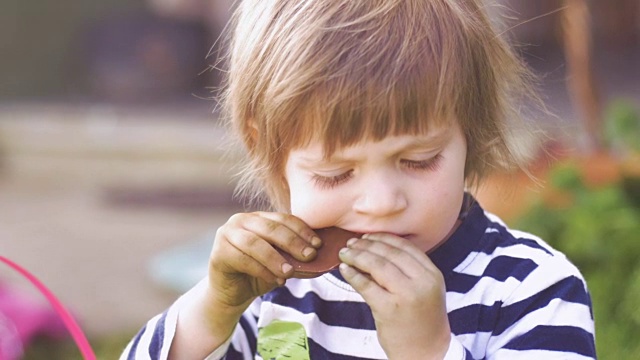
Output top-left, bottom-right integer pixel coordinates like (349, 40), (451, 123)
(285, 122), (467, 252)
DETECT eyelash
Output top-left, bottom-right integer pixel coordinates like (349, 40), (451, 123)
(311, 154), (443, 189)
(401, 154), (443, 171)
(312, 170), (354, 190)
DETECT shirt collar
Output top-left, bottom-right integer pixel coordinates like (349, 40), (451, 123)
(428, 195), (487, 276)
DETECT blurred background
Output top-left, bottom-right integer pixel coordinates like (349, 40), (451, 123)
(0, 0), (638, 358)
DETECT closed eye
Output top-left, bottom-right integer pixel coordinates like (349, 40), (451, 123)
(401, 154), (443, 171)
(311, 170), (354, 190)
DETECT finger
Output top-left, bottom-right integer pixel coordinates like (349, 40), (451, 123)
(338, 263), (388, 300)
(346, 237), (426, 279)
(230, 213), (317, 262)
(354, 235), (444, 288)
(339, 246), (412, 292)
(360, 233), (435, 269)
(255, 212), (322, 248)
(219, 248), (280, 286)
(221, 227), (294, 279)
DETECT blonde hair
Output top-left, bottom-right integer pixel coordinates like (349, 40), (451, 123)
(221, 0), (541, 211)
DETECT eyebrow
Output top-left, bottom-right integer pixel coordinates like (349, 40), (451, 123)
(296, 127), (454, 164)
(399, 129), (452, 151)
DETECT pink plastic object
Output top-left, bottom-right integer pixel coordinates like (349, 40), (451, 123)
(0, 256), (96, 360)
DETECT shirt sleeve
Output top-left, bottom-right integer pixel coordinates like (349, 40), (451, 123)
(443, 335), (473, 360)
(120, 283), (262, 360)
(119, 292), (184, 360)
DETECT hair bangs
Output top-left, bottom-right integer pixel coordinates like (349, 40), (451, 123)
(274, 3), (470, 159)
(287, 78), (455, 160)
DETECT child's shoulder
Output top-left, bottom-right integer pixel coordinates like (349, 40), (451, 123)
(479, 210), (586, 285)
(446, 207), (591, 317)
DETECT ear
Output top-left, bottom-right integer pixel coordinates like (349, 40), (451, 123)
(247, 120), (259, 142)
(241, 119), (260, 151)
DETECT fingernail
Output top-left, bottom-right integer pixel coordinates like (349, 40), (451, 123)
(346, 238), (358, 247)
(282, 263), (293, 274)
(339, 247), (349, 256)
(310, 236), (322, 248)
(302, 247), (315, 257)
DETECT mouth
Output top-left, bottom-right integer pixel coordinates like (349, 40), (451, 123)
(350, 230), (413, 240)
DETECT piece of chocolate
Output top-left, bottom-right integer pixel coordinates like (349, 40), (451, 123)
(277, 227), (360, 278)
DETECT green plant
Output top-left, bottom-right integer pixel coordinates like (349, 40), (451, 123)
(604, 100), (640, 154)
(515, 163), (640, 359)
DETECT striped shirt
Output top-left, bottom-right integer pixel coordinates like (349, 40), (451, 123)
(121, 200), (596, 359)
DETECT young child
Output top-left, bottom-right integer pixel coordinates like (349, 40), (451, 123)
(122, 1), (596, 359)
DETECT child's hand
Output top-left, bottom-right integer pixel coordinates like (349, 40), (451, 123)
(168, 213), (320, 359)
(338, 234), (451, 359)
(208, 212), (321, 309)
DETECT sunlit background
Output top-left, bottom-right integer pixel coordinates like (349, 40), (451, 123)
(1, 1), (638, 358)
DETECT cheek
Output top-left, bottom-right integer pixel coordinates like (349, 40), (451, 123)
(419, 154), (466, 236)
(287, 176), (347, 229)
(290, 191), (346, 229)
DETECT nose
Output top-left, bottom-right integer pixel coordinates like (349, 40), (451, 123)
(352, 171), (408, 217)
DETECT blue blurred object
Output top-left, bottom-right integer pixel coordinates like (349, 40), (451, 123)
(147, 231), (213, 293)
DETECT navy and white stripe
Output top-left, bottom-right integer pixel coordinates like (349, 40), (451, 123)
(121, 198), (596, 359)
